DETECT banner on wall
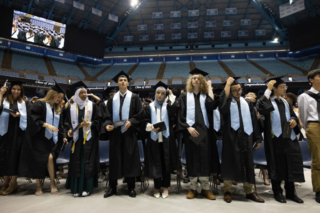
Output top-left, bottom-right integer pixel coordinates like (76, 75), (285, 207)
(279, 0), (305, 18)
(170, 11), (181, 17)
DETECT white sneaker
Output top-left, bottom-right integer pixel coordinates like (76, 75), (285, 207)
(74, 193), (79, 197)
(82, 191), (90, 197)
(162, 193), (169, 199)
(154, 193), (161, 198)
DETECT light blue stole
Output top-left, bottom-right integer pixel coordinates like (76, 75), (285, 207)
(186, 92), (209, 128)
(149, 102), (170, 141)
(271, 97), (296, 141)
(0, 99), (27, 136)
(113, 90), (132, 133)
(213, 108), (221, 132)
(45, 102), (60, 143)
(230, 97), (253, 135)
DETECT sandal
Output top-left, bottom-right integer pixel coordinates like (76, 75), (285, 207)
(0, 184), (9, 195)
(2, 183), (18, 196)
(35, 190), (43, 196)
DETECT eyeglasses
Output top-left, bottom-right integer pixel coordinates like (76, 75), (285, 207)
(231, 88), (242, 94)
(279, 85), (288, 89)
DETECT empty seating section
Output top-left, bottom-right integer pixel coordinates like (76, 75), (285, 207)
(80, 63), (109, 77)
(251, 78), (264, 83)
(25, 74), (38, 80)
(130, 63), (161, 80)
(162, 62), (190, 79)
(134, 81), (144, 86)
(223, 60), (265, 76)
(148, 80), (167, 85)
(211, 79), (222, 83)
(252, 59), (302, 75)
(89, 82), (107, 87)
(43, 77), (67, 84)
(50, 57), (85, 80)
(293, 77), (308, 82)
(194, 61), (229, 78)
(110, 82), (117, 86)
(98, 64), (135, 81)
(0, 48), (4, 65)
(237, 79), (248, 83)
(11, 51), (48, 74)
(0, 70), (19, 77)
(281, 56), (316, 71)
(172, 81), (182, 84)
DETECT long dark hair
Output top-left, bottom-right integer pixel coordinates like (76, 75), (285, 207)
(5, 84), (25, 104)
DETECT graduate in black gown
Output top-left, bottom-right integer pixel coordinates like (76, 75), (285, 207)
(256, 76), (304, 203)
(64, 81), (102, 197)
(19, 82), (67, 195)
(103, 71), (142, 198)
(0, 81), (29, 195)
(141, 81), (179, 198)
(177, 68), (220, 200)
(219, 77), (264, 203)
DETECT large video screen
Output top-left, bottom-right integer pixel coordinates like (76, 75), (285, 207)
(12, 10), (66, 49)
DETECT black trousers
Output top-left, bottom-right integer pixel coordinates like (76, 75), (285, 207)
(271, 179), (295, 196)
(154, 142), (171, 190)
(109, 177), (135, 191)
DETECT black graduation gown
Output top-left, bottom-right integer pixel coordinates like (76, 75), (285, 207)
(18, 101), (65, 179)
(99, 101), (109, 139)
(177, 92), (220, 177)
(0, 100), (29, 176)
(103, 92), (142, 179)
(64, 102), (102, 178)
(141, 101), (179, 179)
(219, 91), (261, 184)
(256, 96), (305, 182)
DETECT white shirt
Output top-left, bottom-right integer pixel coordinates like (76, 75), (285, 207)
(146, 94), (176, 142)
(298, 87), (320, 128)
(120, 90), (128, 98)
(58, 38), (64, 49)
(26, 33), (34, 42)
(11, 28), (19, 39)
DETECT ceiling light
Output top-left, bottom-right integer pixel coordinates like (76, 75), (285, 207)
(131, 0), (138, 7)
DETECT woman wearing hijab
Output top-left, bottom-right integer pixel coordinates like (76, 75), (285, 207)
(65, 81), (102, 197)
(18, 81), (67, 195)
(141, 81), (179, 198)
(0, 81), (29, 195)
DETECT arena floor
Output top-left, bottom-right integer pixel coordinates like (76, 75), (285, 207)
(0, 169), (319, 213)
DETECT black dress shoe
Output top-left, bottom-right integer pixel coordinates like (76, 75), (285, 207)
(316, 191), (320, 203)
(274, 193), (286, 203)
(129, 189), (136, 198)
(286, 194), (304, 203)
(183, 176), (190, 183)
(104, 188), (117, 198)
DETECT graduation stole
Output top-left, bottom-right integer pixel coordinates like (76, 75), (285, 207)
(45, 102), (60, 144)
(230, 97), (253, 135)
(270, 97), (296, 140)
(11, 30), (17, 36)
(104, 100), (108, 105)
(149, 102), (170, 141)
(112, 90), (132, 133)
(70, 101), (93, 144)
(0, 99), (27, 136)
(186, 92), (209, 129)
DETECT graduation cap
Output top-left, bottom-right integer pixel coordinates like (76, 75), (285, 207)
(68, 81), (88, 95)
(112, 71), (130, 83)
(154, 81), (168, 90)
(189, 68), (209, 77)
(264, 75), (286, 87)
(51, 80), (65, 94)
(102, 87), (117, 98)
(9, 80), (26, 87)
(222, 77), (242, 86)
(144, 99), (152, 104)
(213, 88), (224, 95)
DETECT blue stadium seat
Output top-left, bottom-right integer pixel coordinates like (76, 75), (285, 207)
(211, 79), (222, 84)
(25, 74), (39, 80)
(134, 81), (144, 86)
(223, 60), (266, 76)
(194, 61), (229, 77)
(0, 70), (19, 78)
(138, 140), (145, 163)
(98, 64), (136, 81)
(162, 62), (190, 79)
(251, 78), (264, 83)
(252, 59), (302, 75)
(253, 141), (267, 166)
(99, 140), (110, 164)
(172, 80), (182, 84)
(80, 63), (110, 77)
(11, 50), (48, 74)
(49, 57), (85, 79)
(181, 144), (186, 165)
(216, 140), (223, 163)
(130, 63), (161, 80)
(56, 142), (72, 166)
(299, 140), (311, 168)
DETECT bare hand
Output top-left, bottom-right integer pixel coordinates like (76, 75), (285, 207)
(167, 89), (172, 95)
(188, 127), (199, 138)
(106, 125), (114, 131)
(70, 96), (74, 100)
(226, 77), (235, 86)
(124, 121), (131, 130)
(46, 124), (59, 133)
(151, 125), (160, 133)
(67, 130), (72, 138)
(10, 112), (20, 117)
(206, 80), (212, 89)
(31, 96), (38, 103)
(289, 119), (297, 128)
(63, 138), (68, 146)
(80, 118), (91, 127)
(23, 96), (28, 101)
(0, 86), (8, 95)
(255, 143), (261, 149)
(267, 80), (277, 90)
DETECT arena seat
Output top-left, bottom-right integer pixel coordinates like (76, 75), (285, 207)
(80, 63), (110, 77)
(50, 57), (85, 79)
(56, 142), (72, 166)
(253, 141), (267, 166)
(25, 74), (39, 80)
(99, 140), (110, 164)
(223, 60), (266, 76)
(130, 63), (161, 80)
(162, 62), (190, 79)
(11, 50), (48, 74)
(299, 140), (311, 168)
(98, 64), (135, 81)
(252, 59), (302, 75)
(194, 61), (229, 78)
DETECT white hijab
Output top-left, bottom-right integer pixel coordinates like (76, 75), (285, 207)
(73, 88), (88, 110)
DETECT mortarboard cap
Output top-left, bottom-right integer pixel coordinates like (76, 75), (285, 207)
(189, 68), (209, 77)
(154, 81), (168, 90)
(264, 75), (286, 87)
(112, 71), (130, 83)
(102, 87), (117, 97)
(9, 80), (26, 87)
(51, 80), (65, 94)
(67, 81), (88, 96)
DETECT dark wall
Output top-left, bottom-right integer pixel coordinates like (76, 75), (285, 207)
(0, 7), (14, 39)
(64, 25), (106, 59)
(288, 17), (320, 51)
